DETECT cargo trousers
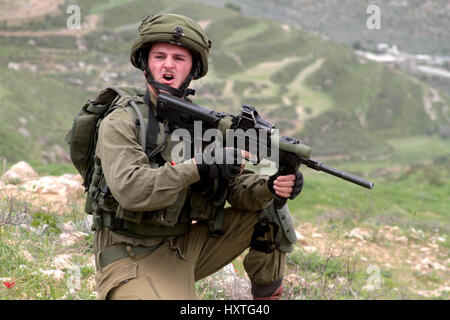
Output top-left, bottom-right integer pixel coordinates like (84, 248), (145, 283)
(94, 206), (285, 300)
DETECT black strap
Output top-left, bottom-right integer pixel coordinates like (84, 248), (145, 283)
(100, 212), (190, 238)
(148, 79), (184, 97)
(208, 203), (225, 238)
(143, 89), (160, 159)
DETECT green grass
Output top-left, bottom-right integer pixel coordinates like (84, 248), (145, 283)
(270, 56), (315, 86)
(222, 21), (268, 47)
(386, 136), (450, 164)
(232, 34), (307, 69)
(26, 162), (78, 176)
(202, 14), (254, 47)
(99, 0), (169, 28)
(288, 159), (450, 233)
(0, 196), (94, 300)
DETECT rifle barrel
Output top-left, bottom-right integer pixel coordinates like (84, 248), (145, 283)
(304, 159), (374, 189)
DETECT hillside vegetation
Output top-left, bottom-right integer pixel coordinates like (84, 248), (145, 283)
(0, 0), (449, 300)
(0, 157), (448, 300)
(0, 0), (448, 164)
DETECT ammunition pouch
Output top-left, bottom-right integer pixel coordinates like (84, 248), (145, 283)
(91, 183), (191, 238)
(88, 157), (225, 238)
(250, 202), (297, 253)
(88, 155), (191, 237)
(189, 185), (226, 220)
(115, 187), (190, 227)
(189, 179), (228, 237)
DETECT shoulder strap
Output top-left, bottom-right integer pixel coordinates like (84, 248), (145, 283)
(105, 87), (168, 163)
(143, 90), (160, 159)
(128, 99), (147, 151)
(118, 90), (160, 160)
(104, 86), (147, 152)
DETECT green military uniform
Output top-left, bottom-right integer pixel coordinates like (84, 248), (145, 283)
(93, 89), (285, 299)
(88, 13), (297, 300)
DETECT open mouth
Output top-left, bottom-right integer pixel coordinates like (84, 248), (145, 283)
(162, 73), (174, 84)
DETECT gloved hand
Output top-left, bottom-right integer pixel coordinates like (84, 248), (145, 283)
(267, 171), (303, 199)
(194, 147), (244, 181)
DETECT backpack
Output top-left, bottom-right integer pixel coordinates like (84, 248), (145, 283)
(65, 86), (147, 196)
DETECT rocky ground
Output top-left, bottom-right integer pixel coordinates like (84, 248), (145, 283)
(1, 161), (448, 299)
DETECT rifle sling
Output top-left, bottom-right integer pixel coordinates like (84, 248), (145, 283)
(143, 89), (160, 160)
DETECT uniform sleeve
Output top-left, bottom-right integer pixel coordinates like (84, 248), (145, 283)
(96, 108), (200, 211)
(227, 169), (274, 212)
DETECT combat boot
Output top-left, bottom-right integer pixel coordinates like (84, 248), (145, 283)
(252, 284), (283, 300)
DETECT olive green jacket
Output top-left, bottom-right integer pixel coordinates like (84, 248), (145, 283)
(95, 90), (274, 216)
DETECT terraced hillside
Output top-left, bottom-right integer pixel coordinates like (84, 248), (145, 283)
(0, 0), (448, 164)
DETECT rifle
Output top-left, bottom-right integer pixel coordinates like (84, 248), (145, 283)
(156, 93), (374, 208)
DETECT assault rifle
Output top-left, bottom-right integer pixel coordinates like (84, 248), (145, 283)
(156, 93), (374, 208)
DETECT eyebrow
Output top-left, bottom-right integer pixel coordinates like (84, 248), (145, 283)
(150, 51), (188, 58)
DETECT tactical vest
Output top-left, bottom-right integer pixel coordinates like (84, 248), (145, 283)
(88, 91), (227, 238)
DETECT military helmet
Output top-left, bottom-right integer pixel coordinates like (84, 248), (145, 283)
(130, 13), (211, 79)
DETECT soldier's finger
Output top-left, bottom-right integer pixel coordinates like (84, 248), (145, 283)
(274, 179), (295, 187)
(275, 190), (291, 198)
(275, 174), (296, 182)
(273, 185), (293, 193)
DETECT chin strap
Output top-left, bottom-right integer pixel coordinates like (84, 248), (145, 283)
(139, 49), (196, 98)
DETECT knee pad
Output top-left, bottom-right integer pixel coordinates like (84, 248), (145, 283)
(250, 202), (297, 253)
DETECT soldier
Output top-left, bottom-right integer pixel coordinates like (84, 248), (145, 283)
(92, 13), (303, 300)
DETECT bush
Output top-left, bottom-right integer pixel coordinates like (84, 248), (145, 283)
(30, 212), (62, 234)
(224, 3), (241, 12)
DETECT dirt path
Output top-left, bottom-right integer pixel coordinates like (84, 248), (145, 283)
(288, 58), (324, 91)
(409, 72), (449, 123)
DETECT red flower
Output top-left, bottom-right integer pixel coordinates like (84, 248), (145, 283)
(3, 281), (15, 289)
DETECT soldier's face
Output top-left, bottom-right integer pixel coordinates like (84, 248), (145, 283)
(147, 42), (193, 93)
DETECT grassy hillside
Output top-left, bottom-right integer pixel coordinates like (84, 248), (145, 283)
(0, 0), (448, 165)
(0, 65), (87, 163)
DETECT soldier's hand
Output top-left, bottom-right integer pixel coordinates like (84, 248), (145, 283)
(268, 171), (303, 199)
(194, 147), (245, 181)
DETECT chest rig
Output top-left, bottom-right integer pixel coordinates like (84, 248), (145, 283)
(89, 90), (227, 238)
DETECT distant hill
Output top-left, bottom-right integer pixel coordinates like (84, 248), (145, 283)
(0, 0), (448, 164)
(195, 0), (450, 56)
